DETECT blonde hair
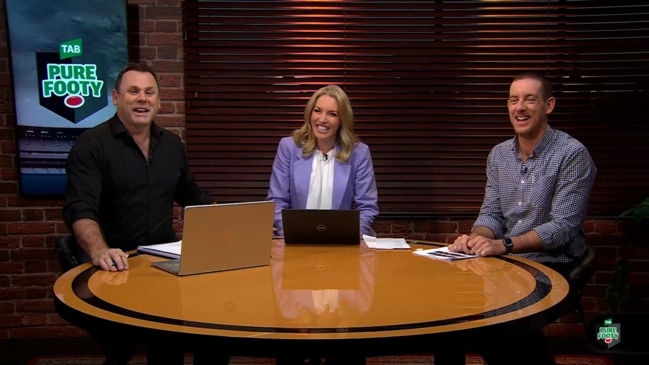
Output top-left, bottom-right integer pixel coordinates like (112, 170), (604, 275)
(292, 85), (358, 162)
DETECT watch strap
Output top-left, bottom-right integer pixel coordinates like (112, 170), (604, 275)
(503, 237), (514, 254)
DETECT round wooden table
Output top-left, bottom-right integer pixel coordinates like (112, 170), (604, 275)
(54, 240), (569, 357)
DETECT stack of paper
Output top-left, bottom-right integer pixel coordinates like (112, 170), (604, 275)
(412, 246), (477, 261)
(137, 240), (182, 259)
(362, 235), (411, 250)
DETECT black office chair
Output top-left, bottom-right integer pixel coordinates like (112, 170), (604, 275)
(56, 235), (81, 271)
(565, 245), (596, 326)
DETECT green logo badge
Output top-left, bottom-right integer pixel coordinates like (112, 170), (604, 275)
(596, 318), (621, 349)
(59, 38), (83, 60)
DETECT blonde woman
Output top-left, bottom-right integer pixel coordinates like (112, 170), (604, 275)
(267, 85), (379, 237)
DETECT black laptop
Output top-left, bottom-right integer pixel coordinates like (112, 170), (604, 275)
(281, 209), (360, 245)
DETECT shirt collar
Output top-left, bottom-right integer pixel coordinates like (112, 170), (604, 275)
(108, 114), (163, 139)
(511, 125), (554, 159)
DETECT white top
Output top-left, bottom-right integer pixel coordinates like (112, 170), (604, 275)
(306, 149), (335, 209)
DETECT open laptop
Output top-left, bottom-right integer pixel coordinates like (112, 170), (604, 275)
(151, 200), (275, 276)
(281, 209), (360, 245)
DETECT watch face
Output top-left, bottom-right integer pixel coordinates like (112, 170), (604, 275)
(504, 238), (513, 253)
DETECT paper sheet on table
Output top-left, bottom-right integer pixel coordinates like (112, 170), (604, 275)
(362, 235), (411, 250)
(137, 240), (182, 259)
(412, 246), (477, 261)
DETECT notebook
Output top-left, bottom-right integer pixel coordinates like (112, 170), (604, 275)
(150, 200), (275, 276)
(281, 209), (360, 245)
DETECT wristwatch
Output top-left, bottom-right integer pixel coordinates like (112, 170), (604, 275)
(503, 237), (514, 254)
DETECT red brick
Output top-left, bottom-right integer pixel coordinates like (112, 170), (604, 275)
(145, 6), (182, 20)
(155, 115), (185, 128)
(582, 220), (596, 233)
(21, 209), (44, 221)
(159, 101), (175, 114)
(24, 261), (48, 273)
(0, 287), (24, 300)
(414, 220), (457, 234)
(156, 0), (181, 6)
(138, 46), (156, 60)
(0, 302), (15, 313)
(390, 221), (413, 234)
(0, 235), (19, 248)
(11, 248), (55, 261)
(372, 219), (391, 233)
(0, 262), (23, 274)
(425, 233), (449, 243)
(155, 20), (179, 33)
(159, 73), (181, 88)
(21, 236), (45, 248)
(175, 101), (186, 114)
(0, 181), (18, 194)
(0, 314), (22, 328)
(157, 46), (180, 59)
(48, 313), (72, 325)
(151, 60), (184, 73)
(1, 168), (18, 180)
(16, 300), (55, 313)
(0, 208), (20, 221)
(11, 274), (57, 287)
(44, 209), (63, 221)
(160, 88), (185, 101)
(128, 0), (156, 5)
(147, 33), (182, 46)
(7, 223), (55, 235)
(139, 19), (155, 32)
(24, 287), (50, 300)
(458, 220), (475, 232)
(23, 314), (48, 326)
(595, 220), (619, 234)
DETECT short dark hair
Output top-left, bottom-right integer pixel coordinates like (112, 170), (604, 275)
(512, 72), (553, 100)
(114, 62), (160, 91)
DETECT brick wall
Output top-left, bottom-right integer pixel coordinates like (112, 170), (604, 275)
(0, 0), (647, 340)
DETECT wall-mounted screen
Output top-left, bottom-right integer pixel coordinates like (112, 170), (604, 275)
(4, 0), (128, 196)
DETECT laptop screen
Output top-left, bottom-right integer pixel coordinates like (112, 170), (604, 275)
(282, 209), (360, 245)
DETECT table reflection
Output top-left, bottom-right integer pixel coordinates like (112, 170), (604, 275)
(270, 244), (377, 327)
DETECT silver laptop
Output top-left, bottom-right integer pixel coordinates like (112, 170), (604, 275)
(152, 201), (275, 276)
(281, 209), (360, 245)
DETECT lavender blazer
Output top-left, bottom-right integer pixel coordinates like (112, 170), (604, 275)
(267, 136), (379, 236)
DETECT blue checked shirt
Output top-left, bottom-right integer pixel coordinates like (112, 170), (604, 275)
(473, 126), (597, 264)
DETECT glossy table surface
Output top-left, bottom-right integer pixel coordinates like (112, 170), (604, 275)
(54, 240), (568, 354)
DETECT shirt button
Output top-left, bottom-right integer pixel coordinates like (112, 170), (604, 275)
(518, 201), (522, 206)
(521, 179), (525, 184)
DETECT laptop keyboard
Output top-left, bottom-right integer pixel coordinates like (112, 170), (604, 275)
(152, 259), (181, 274)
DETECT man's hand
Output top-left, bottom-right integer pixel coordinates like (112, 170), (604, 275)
(449, 234), (507, 257)
(91, 248), (129, 272)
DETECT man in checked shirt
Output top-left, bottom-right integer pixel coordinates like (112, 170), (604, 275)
(446, 72), (597, 365)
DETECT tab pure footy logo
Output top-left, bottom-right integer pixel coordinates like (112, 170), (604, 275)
(36, 38), (108, 124)
(596, 318), (621, 349)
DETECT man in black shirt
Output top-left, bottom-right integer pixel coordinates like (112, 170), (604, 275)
(63, 62), (225, 365)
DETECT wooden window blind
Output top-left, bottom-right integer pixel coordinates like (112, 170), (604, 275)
(182, 1), (649, 217)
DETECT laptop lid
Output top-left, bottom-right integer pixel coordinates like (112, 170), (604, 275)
(152, 201), (275, 276)
(282, 209), (360, 245)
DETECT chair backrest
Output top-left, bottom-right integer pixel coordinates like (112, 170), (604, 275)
(568, 245), (596, 292)
(564, 245), (596, 325)
(56, 235), (80, 272)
